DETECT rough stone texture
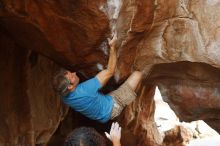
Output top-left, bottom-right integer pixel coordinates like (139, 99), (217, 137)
(26, 53), (69, 145)
(119, 85), (163, 146)
(0, 33), (68, 145)
(162, 125), (193, 146)
(1, 0), (220, 146)
(149, 62), (220, 133)
(0, 0), (109, 76)
(115, 0), (220, 145)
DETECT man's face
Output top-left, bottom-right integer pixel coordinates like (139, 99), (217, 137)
(65, 71), (80, 89)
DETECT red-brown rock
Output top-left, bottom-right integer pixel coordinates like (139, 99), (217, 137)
(1, 0), (220, 146)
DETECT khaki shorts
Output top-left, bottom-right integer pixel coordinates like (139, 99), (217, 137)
(108, 82), (137, 119)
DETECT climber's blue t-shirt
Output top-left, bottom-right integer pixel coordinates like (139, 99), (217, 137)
(61, 77), (113, 123)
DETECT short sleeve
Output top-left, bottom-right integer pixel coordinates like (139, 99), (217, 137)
(79, 77), (101, 94)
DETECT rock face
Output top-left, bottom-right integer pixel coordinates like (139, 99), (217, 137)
(0, 33), (68, 145)
(1, 0), (220, 146)
(162, 125), (193, 146)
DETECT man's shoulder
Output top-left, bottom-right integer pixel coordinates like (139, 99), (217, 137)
(80, 77), (100, 86)
(78, 77), (101, 93)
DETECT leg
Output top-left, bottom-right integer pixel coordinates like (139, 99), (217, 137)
(125, 71), (143, 91)
(108, 71), (143, 119)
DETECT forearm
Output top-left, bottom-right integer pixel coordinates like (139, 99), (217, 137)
(107, 45), (117, 74)
(96, 45), (117, 86)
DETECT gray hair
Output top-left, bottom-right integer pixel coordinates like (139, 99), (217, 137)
(52, 69), (71, 97)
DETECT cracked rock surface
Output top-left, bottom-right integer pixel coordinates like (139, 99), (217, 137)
(1, 0), (220, 145)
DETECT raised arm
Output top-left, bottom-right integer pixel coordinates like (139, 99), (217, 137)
(96, 35), (117, 87)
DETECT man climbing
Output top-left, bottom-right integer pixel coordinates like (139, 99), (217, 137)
(52, 35), (143, 123)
